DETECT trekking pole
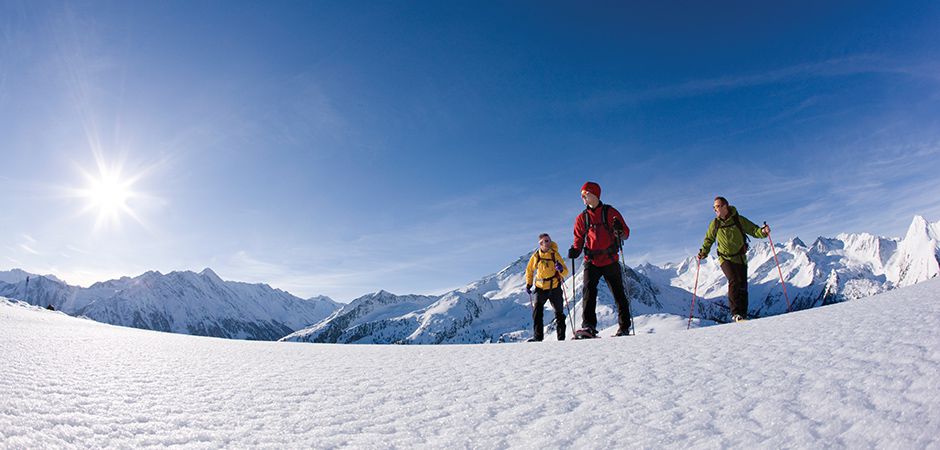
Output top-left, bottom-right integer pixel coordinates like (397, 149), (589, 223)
(571, 257), (579, 337)
(527, 289), (537, 340)
(765, 221), (792, 313)
(686, 257), (701, 330)
(618, 240), (636, 336)
(561, 269), (576, 339)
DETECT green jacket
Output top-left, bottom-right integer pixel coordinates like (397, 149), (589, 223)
(699, 206), (767, 265)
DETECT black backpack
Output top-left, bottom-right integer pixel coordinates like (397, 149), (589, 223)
(582, 203), (621, 259)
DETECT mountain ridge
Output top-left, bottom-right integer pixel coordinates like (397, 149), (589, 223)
(3, 215), (937, 343)
(0, 268), (340, 340)
(285, 215), (940, 343)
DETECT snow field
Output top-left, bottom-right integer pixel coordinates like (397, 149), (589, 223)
(2, 278), (939, 448)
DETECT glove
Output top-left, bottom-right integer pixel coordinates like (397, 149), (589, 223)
(613, 219), (624, 233)
(697, 252), (707, 260)
(525, 284), (532, 295)
(567, 247), (581, 259)
(554, 262), (564, 273)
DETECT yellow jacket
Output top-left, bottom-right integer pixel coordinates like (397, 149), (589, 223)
(525, 241), (569, 290)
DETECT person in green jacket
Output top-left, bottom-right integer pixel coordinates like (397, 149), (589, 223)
(698, 196), (771, 322)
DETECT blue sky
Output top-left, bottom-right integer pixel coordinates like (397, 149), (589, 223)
(2, 1), (939, 301)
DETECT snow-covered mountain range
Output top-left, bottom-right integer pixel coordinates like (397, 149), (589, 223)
(280, 250), (694, 344)
(0, 268), (340, 340)
(0, 268), (63, 284)
(641, 214), (940, 322)
(284, 215), (940, 344)
(4, 216), (937, 344)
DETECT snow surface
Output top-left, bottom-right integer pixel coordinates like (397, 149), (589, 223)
(3, 278), (939, 448)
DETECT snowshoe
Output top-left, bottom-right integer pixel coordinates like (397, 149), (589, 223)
(612, 329), (632, 337)
(573, 328), (599, 340)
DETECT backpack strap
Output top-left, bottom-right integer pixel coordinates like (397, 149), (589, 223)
(534, 249), (562, 287)
(582, 204), (620, 260)
(584, 204), (613, 233)
(715, 214), (750, 258)
(734, 215), (749, 245)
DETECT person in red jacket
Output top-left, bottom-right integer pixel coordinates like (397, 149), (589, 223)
(567, 181), (632, 338)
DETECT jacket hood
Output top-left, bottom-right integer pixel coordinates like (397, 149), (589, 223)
(539, 241), (560, 254)
(720, 205), (740, 221)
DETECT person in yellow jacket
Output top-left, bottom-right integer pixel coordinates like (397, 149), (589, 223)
(525, 233), (569, 341)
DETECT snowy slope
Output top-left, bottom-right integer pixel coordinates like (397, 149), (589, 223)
(0, 269), (340, 341)
(2, 279), (939, 447)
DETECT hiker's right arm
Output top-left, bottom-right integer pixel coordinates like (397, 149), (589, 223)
(699, 221), (716, 259)
(525, 254), (537, 286)
(571, 214), (585, 252)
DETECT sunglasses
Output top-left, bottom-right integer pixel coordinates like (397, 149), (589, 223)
(539, 239), (551, 244)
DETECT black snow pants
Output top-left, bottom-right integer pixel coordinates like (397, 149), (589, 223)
(533, 287), (566, 340)
(581, 261), (632, 333)
(720, 260), (749, 318)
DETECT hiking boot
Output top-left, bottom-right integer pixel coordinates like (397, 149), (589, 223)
(613, 329), (631, 337)
(732, 314), (747, 323)
(574, 328), (598, 339)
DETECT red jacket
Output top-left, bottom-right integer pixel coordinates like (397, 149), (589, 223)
(572, 203), (629, 267)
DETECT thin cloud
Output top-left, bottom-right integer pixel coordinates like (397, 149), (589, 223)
(426, 182), (529, 212)
(19, 244), (39, 255)
(221, 250), (368, 298)
(226, 250), (290, 280)
(65, 245), (93, 255)
(584, 55), (931, 109)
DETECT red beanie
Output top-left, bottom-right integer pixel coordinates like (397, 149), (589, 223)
(581, 181), (601, 198)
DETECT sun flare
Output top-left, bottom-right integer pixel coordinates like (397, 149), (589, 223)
(87, 172), (132, 214)
(73, 160), (146, 231)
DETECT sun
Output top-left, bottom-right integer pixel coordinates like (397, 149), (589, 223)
(73, 160), (145, 231)
(87, 171), (132, 214)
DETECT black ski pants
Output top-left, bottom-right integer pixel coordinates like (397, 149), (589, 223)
(720, 260), (749, 318)
(581, 261), (631, 333)
(533, 287), (566, 340)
